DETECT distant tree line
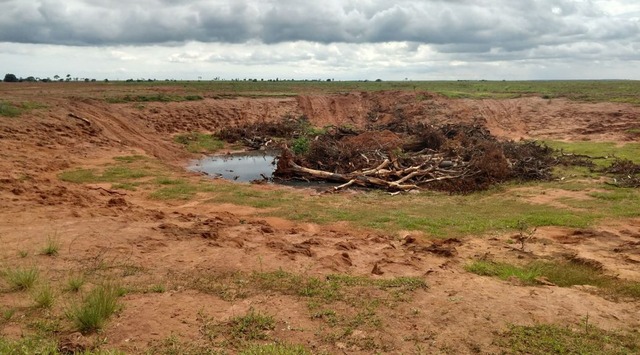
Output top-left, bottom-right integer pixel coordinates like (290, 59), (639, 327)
(4, 73), (383, 83)
(3, 73), (102, 83)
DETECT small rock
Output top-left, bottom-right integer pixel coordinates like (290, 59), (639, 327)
(371, 263), (384, 275)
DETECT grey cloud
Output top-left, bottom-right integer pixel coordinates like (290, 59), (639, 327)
(0, 0), (637, 46)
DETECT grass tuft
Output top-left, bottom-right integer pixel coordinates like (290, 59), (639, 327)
(67, 283), (121, 333)
(150, 284), (166, 293)
(32, 284), (55, 309)
(41, 237), (60, 256)
(229, 309), (276, 341)
(65, 275), (85, 293)
(4, 267), (39, 291)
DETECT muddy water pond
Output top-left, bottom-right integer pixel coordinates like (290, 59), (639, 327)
(190, 151), (344, 189)
(189, 151), (278, 182)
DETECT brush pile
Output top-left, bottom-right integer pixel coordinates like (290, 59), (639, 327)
(275, 123), (557, 193)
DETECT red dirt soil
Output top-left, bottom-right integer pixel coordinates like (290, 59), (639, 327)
(1, 84), (639, 354)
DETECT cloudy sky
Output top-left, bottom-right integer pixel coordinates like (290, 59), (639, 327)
(1, 0), (639, 80)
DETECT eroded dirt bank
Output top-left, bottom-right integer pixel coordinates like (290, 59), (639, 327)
(1, 86), (639, 354)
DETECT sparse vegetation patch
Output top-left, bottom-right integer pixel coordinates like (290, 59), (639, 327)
(497, 323), (640, 354)
(67, 283), (121, 333)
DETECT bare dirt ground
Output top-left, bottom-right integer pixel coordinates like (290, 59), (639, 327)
(1, 83), (639, 354)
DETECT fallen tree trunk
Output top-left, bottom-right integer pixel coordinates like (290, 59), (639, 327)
(276, 150), (457, 191)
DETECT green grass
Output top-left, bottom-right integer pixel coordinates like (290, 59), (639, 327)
(59, 166), (150, 183)
(41, 237), (60, 256)
(466, 260), (640, 298)
(150, 183), (198, 200)
(150, 284), (166, 293)
(208, 186), (600, 237)
(32, 284), (55, 309)
(546, 141), (640, 164)
(229, 309), (276, 341)
(0, 336), (59, 354)
(174, 132), (224, 154)
(4, 267), (39, 291)
(188, 269), (426, 305)
(240, 343), (311, 355)
(105, 80), (640, 104)
(67, 283), (121, 333)
(498, 323), (640, 354)
(146, 335), (218, 355)
(113, 155), (147, 163)
(66, 275), (85, 293)
(2, 308), (15, 322)
(0, 101), (21, 117)
(110, 182), (139, 191)
(0, 101), (47, 117)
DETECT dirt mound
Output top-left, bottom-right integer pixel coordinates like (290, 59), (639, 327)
(297, 92), (640, 142)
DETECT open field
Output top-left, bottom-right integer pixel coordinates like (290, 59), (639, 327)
(1, 81), (640, 354)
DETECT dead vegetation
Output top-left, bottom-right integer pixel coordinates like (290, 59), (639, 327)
(218, 118), (562, 192)
(216, 115), (640, 193)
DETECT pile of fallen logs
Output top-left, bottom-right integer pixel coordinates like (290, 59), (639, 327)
(215, 117), (636, 193)
(274, 124), (556, 193)
(276, 149), (473, 191)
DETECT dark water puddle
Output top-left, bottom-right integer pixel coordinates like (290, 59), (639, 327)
(189, 151), (278, 182)
(190, 151), (347, 191)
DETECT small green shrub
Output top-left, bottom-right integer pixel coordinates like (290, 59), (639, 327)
(291, 137), (310, 155)
(68, 283), (121, 333)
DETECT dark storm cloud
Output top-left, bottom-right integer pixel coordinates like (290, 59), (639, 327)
(0, 0), (638, 55)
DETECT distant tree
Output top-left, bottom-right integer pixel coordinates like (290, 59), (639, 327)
(3, 73), (18, 82)
(54, 75), (60, 80)
(375, 79), (382, 82)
